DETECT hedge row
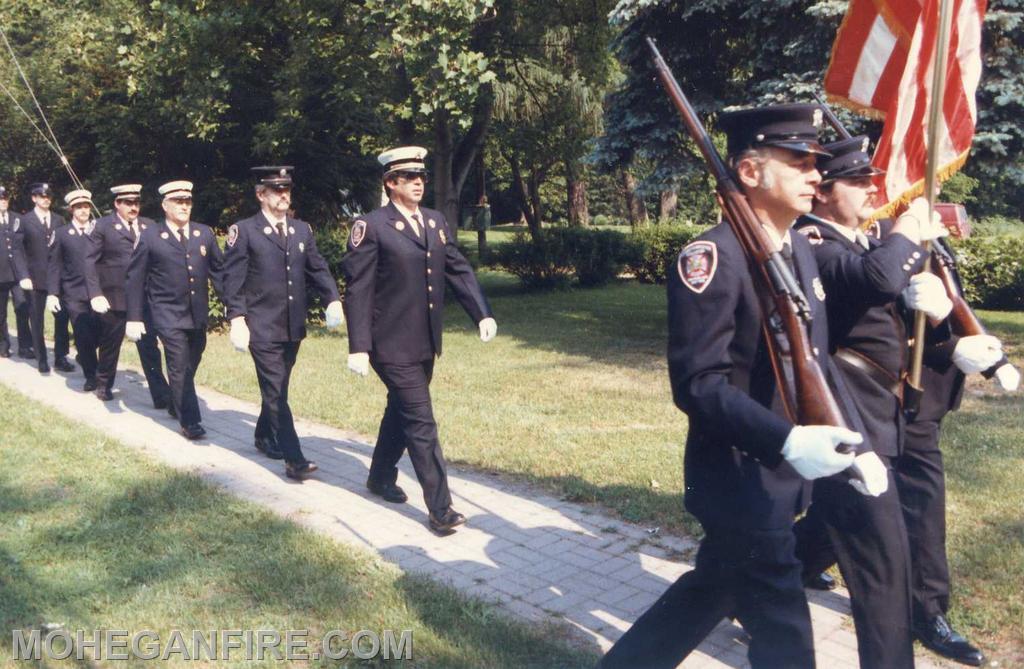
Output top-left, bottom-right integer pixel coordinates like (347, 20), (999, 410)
(951, 235), (1024, 310)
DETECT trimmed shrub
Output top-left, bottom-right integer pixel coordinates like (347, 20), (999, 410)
(492, 228), (640, 289)
(628, 223), (711, 284)
(950, 235), (1024, 310)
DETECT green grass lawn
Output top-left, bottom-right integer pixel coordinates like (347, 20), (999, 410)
(9, 280), (1024, 662)
(0, 384), (596, 668)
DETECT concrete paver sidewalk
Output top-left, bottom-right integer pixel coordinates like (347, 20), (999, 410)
(0, 344), (953, 668)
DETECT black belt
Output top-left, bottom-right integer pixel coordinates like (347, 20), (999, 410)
(835, 347), (904, 405)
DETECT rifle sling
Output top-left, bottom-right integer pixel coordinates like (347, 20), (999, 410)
(835, 347), (904, 405)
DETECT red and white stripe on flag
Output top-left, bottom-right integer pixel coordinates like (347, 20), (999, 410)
(825, 0), (987, 217)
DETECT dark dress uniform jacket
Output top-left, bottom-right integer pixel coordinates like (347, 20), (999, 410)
(342, 202), (491, 363)
(125, 222), (224, 330)
(0, 214), (28, 283)
(84, 214), (155, 312)
(221, 213), (340, 342)
(669, 223), (864, 531)
(18, 210), (66, 287)
(47, 223), (93, 316)
(795, 215), (925, 456)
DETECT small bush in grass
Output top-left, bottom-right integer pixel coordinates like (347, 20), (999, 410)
(492, 228), (639, 289)
(628, 223), (711, 284)
(951, 235), (1024, 310)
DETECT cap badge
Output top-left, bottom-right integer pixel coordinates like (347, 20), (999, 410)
(813, 276), (827, 301)
(227, 224), (239, 248)
(350, 220), (367, 248)
(395, 221), (405, 231)
(812, 109), (823, 128)
(279, 168), (287, 177)
(678, 240), (718, 294)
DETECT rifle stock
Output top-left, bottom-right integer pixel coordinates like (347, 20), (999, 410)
(646, 38), (852, 449)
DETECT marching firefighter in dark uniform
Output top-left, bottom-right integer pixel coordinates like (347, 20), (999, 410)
(791, 135), (951, 668)
(221, 166), (344, 480)
(599, 105), (872, 669)
(125, 180), (224, 440)
(0, 186), (32, 358)
(83, 183), (169, 402)
(342, 146), (496, 534)
(47, 189), (102, 390)
(18, 182), (74, 373)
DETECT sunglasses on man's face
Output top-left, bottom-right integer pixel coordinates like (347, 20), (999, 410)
(394, 171), (428, 184)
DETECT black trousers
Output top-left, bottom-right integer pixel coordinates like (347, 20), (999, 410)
(12, 286), (32, 352)
(249, 340), (304, 463)
(156, 327), (206, 427)
(139, 308), (170, 405)
(599, 526), (814, 669)
(793, 459), (914, 669)
(68, 308), (100, 381)
(0, 282), (13, 355)
(28, 289), (70, 364)
(369, 358), (453, 515)
(94, 310), (127, 392)
(896, 419), (950, 623)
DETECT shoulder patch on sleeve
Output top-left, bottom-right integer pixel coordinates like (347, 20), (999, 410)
(677, 240), (718, 293)
(350, 220), (367, 248)
(797, 225), (823, 245)
(226, 224), (239, 248)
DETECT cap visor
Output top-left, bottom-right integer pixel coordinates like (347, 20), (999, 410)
(771, 140), (832, 157)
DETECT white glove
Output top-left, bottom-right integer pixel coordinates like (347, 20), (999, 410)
(902, 273), (953, 321)
(898, 197), (949, 243)
(347, 352), (370, 377)
(45, 295), (61, 313)
(125, 321), (146, 342)
(19, 278), (33, 290)
(782, 425), (860, 480)
(952, 334), (1003, 374)
(848, 452), (889, 497)
(995, 363), (1020, 392)
(229, 316), (250, 352)
(479, 317), (497, 342)
(325, 300), (344, 328)
(90, 295), (111, 314)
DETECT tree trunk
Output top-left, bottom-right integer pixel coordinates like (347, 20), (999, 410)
(622, 169), (649, 227)
(508, 153), (542, 241)
(432, 92), (494, 226)
(659, 189), (678, 221)
(566, 159), (590, 227)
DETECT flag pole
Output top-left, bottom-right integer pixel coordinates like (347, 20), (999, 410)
(906, 0), (957, 415)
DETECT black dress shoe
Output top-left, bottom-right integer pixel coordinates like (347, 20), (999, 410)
(367, 478), (408, 504)
(915, 615), (985, 666)
(254, 436), (284, 460)
(83, 377), (98, 392)
(18, 348), (35, 360)
(38, 362), (50, 374)
(54, 357), (75, 372)
(428, 509), (467, 534)
(94, 388), (114, 401)
(180, 424), (206, 440)
(803, 572), (837, 591)
(0, 347), (11, 358)
(285, 460), (318, 480)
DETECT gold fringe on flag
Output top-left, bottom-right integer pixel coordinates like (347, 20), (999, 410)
(863, 147), (971, 226)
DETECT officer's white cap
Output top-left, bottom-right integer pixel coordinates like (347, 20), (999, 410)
(377, 146), (428, 177)
(64, 189), (93, 207)
(158, 180), (194, 200)
(110, 184), (143, 199)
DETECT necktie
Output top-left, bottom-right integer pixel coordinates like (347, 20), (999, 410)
(410, 212), (422, 238)
(780, 242), (799, 281)
(177, 228), (187, 247)
(130, 219), (139, 242)
(276, 221), (285, 241)
(43, 216), (49, 230)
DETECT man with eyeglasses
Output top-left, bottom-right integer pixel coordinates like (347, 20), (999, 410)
(18, 182), (74, 373)
(125, 181), (224, 440)
(342, 146), (496, 535)
(220, 166), (344, 480)
(83, 184), (169, 403)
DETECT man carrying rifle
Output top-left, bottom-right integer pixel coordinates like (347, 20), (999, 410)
(599, 104), (876, 669)
(792, 136), (951, 667)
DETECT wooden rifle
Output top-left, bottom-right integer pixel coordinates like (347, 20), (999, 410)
(646, 38), (854, 452)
